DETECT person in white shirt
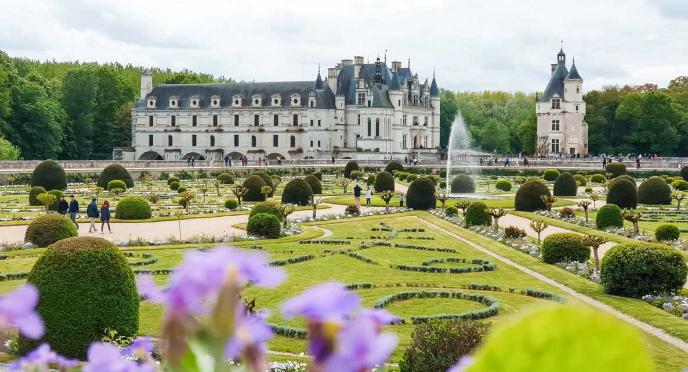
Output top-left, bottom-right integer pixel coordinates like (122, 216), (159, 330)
(365, 187), (372, 206)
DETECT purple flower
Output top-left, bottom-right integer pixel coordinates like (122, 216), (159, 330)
(224, 310), (273, 360)
(122, 336), (154, 358)
(281, 282), (360, 322)
(84, 342), (155, 372)
(356, 308), (400, 326)
(0, 284), (44, 339)
(447, 356), (474, 372)
(323, 315), (398, 372)
(9, 343), (79, 372)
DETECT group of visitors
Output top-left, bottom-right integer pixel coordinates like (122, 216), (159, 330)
(404, 157), (420, 166)
(56, 195), (111, 234)
(352, 182), (405, 208)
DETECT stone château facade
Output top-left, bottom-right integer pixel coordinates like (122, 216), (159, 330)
(123, 56), (440, 162)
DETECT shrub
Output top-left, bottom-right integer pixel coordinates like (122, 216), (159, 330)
(97, 164), (134, 189)
(406, 174), (418, 182)
(224, 199), (239, 210)
(504, 226), (527, 239)
(543, 169), (560, 181)
(31, 160), (66, 191)
(312, 171), (322, 181)
(672, 179), (688, 191)
(168, 180), (180, 191)
(281, 178), (313, 206)
(606, 179), (637, 209)
(439, 181), (447, 189)
(553, 172), (577, 196)
(167, 176), (180, 186)
(445, 206), (458, 217)
(465, 202), (491, 227)
(541, 233), (590, 264)
(514, 180), (551, 211)
(559, 207), (575, 218)
(407, 178), (436, 210)
(107, 179), (127, 192)
(303, 175), (322, 194)
(253, 171), (274, 196)
(24, 214), (78, 247)
(637, 176), (671, 205)
(249, 201), (284, 222)
(29, 186), (47, 206)
(606, 162), (627, 178)
(397, 172), (408, 181)
(424, 175), (438, 185)
(609, 174), (636, 186)
(114, 196), (152, 220)
(217, 172), (234, 184)
(596, 204), (624, 229)
(584, 187), (593, 194)
(176, 186), (187, 193)
(574, 174), (587, 186)
(344, 161), (360, 179)
(591, 174), (607, 183)
(243, 175), (268, 202)
(450, 175), (475, 193)
(366, 174), (376, 185)
(246, 213), (281, 239)
(47, 189), (65, 211)
(399, 320), (488, 372)
(19, 237), (138, 358)
(374, 171), (395, 192)
(494, 179), (512, 192)
(682, 166), (688, 181)
(344, 204), (360, 216)
(385, 160), (404, 174)
(601, 242), (687, 297)
(655, 224), (680, 241)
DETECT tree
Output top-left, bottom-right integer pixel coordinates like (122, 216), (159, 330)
(529, 220), (548, 245)
(178, 191), (194, 212)
(60, 67), (97, 159)
(455, 200), (471, 216)
(310, 196), (323, 219)
(260, 186), (273, 201)
(36, 193), (57, 213)
(0, 135), (21, 160)
(516, 111), (537, 154)
(439, 89), (459, 147)
(436, 193), (449, 210)
(335, 178), (350, 194)
(622, 209), (642, 235)
(577, 200), (592, 224)
(379, 190), (394, 211)
(487, 208), (507, 231)
(672, 191), (687, 211)
(583, 235), (607, 272)
(231, 185), (249, 205)
(278, 203), (296, 228)
(540, 195), (557, 211)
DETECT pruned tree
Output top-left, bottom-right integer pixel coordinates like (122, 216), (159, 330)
(487, 208), (507, 231)
(577, 200), (592, 224)
(379, 190), (394, 212)
(583, 235), (607, 272)
(589, 193), (601, 210)
(231, 185), (249, 205)
(455, 200), (471, 216)
(436, 193), (449, 210)
(540, 195), (557, 211)
(529, 219), (549, 245)
(310, 196), (324, 219)
(36, 193), (57, 213)
(178, 191), (194, 212)
(622, 209), (642, 235)
(278, 203), (297, 228)
(672, 191), (687, 211)
(335, 178), (350, 194)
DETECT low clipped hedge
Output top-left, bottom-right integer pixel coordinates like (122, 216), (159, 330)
(243, 175), (268, 202)
(19, 237), (139, 358)
(590, 174), (607, 183)
(217, 172), (234, 184)
(374, 171), (395, 192)
(114, 196), (152, 220)
(514, 180), (550, 211)
(224, 199), (239, 210)
(249, 202), (283, 222)
(247, 213), (281, 239)
(542, 169), (560, 181)
(655, 224), (680, 241)
(24, 214), (78, 247)
(31, 160), (66, 191)
(637, 176), (671, 205)
(596, 204), (623, 229)
(303, 174), (322, 194)
(494, 179), (512, 192)
(168, 181), (180, 191)
(407, 178), (436, 210)
(445, 206), (458, 217)
(606, 179), (637, 209)
(344, 161), (360, 179)
(29, 186), (47, 206)
(541, 233), (590, 264)
(601, 242), (687, 297)
(451, 175), (475, 193)
(167, 176), (180, 186)
(574, 174), (587, 186)
(553, 173), (577, 196)
(465, 202), (491, 227)
(97, 164), (134, 189)
(107, 179), (127, 192)
(282, 178), (313, 206)
(606, 162), (627, 178)
(385, 160), (404, 174)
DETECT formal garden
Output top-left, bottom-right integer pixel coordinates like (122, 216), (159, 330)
(1, 159), (688, 371)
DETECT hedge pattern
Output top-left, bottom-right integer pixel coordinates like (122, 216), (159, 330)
(373, 291), (499, 324)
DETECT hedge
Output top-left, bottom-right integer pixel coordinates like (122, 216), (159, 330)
(606, 162), (627, 178)
(344, 161), (360, 179)
(596, 204), (624, 229)
(574, 174), (587, 186)
(543, 169), (560, 181)
(247, 213), (281, 238)
(451, 175), (475, 193)
(494, 179), (512, 192)
(445, 206), (459, 217)
(374, 171), (395, 192)
(609, 174), (636, 186)
(97, 164), (134, 189)
(655, 224), (680, 241)
(385, 160), (404, 174)
(31, 160), (66, 191)
(217, 172), (234, 184)
(253, 171), (274, 196)
(590, 174), (607, 183)
(167, 176), (180, 186)
(24, 214), (78, 247)
(114, 196), (152, 220)
(407, 178), (436, 210)
(465, 202), (491, 227)
(29, 186), (47, 206)
(553, 173), (577, 196)
(637, 176), (671, 205)
(47, 190), (64, 212)
(168, 181), (180, 191)
(281, 178), (313, 206)
(606, 179), (637, 209)
(107, 179), (127, 192)
(672, 179), (688, 191)
(303, 174), (322, 194)
(249, 201), (284, 222)
(243, 175), (268, 202)
(224, 199), (239, 210)
(541, 233), (590, 264)
(373, 291), (499, 324)
(514, 179), (550, 211)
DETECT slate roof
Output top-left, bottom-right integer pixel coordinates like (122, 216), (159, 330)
(389, 70), (401, 90)
(539, 57), (569, 103)
(566, 61), (582, 80)
(429, 76), (439, 96)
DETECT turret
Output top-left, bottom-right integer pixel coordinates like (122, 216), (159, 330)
(429, 74), (440, 116)
(354, 56), (363, 79)
(327, 67), (338, 93)
(389, 70), (402, 109)
(564, 58), (583, 102)
(140, 69), (153, 100)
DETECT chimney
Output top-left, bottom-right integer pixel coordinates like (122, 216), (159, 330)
(140, 69), (153, 100)
(391, 61), (402, 71)
(354, 56), (364, 78)
(327, 67), (338, 93)
(341, 59), (353, 65)
(551, 64), (557, 76)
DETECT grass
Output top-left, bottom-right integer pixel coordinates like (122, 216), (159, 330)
(323, 195), (575, 209)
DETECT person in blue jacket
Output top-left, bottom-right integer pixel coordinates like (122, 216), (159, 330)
(86, 198), (99, 233)
(68, 195), (79, 229)
(100, 200), (112, 234)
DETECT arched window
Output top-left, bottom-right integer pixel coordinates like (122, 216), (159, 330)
(290, 135), (296, 148)
(367, 118), (372, 137)
(375, 118), (380, 137)
(168, 135), (173, 146)
(251, 135), (257, 147)
(210, 135), (215, 147)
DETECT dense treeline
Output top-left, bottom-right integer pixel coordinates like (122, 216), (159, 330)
(0, 50), (232, 160)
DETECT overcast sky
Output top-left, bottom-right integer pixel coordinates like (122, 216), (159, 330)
(2, 0), (687, 92)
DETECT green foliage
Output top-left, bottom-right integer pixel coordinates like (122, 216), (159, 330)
(246, 213), (281, 239)
(606, 179), (638, 209)
(682, 166), (688, 181)
(168, 180), (180, 191)
(542, 169), (560, 181)
(107, 179), (127, 192)
(281, 178), (313, 206)
(114, 196), (151, 220)
(217, 172), (234, 184)
(166, 176), (180, 186)
(541, 233), (590, 264)
(591, 174), (607, 183)
(494, 179), (512, 191)
(242, 175), (267, 202)
(407, 178), (436, 210)
(0, 135), (21, 160)
(396, 172), (408, 181)
(514, 179), (550, 211)
(574, 174), (587, 186)
(374, 171), (395, 192)
(344, 161), (360, 179)
(249, 202), (284, 222)
(176, 186), (187, 193)
(654, 224), (680, 241)
(596, 204), (624, 229)
(450, 175), (475, 193)
(672, 179), (688, 191)
(97, 164), (134, 189)
(465, 202), (491, 226)
(384, 160), (404, 174)
(344, 204), (360, 216)
(253, 171), (274, 196)
(366, 174), (376, 186)
(303, 174), (322, 194)
(637, 176), (671, 205)
(19, 237), (139, 358)
(47, 190), (64, 211)
(224, 199), (238, 210)
(605, 163), (627, 178)
(601, 242), (687, 297)
(31, 160), (66, 191)
(609, 174), (636, 186)
(406, 174), (418, 182)
(445, 206), (458, 217)
(29, 186), (47, 206)
(553, 172), (577, 196)
(24, 213), (78, 247)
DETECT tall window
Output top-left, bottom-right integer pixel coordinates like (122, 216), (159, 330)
(192, 135), (197, 147)
(317, 119), (321, 127)
(551, 138), (560, 153)
(274, 114), (279, 126)
(168, 135), (173, 146)
(402, 115), (407, 125)
(234, 115), (239, 126)
(171, 116), (176, 126)
(234, 135), (239, 146)
(402, 134), (407, 149)
(290, 135), (295, 148)
(424, 136), (428, 148)
(412, 116), (418, 126)
(367, 118), (372, 137)
(424, 117), (428, 126)
(357, 92), (365, 105)
(375, 118), (380, 137)
(251, 136), (257, 147)
(293, 114), (299, 126)
(575, 105), (579, 112)
(149, 116), (154, 127)
(212, 115), (218, 127)
(576, 86), (580, 94)
(551, 98), (561, 109)
(148, 135), (153, 146)
(273, 135), (279, 147)
(254, 115), (259, 126)
(317, 140), (321, 147)
(357, 115), (361, 125)
(551, 120), (560, 131)
(310, 120), (314, 127)
(210, 135), (215, 147)
(310, 140), (314, 147)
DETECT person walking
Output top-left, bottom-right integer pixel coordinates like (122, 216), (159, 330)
(636, 156), (641, 169)
(399, 193), (405, 208)
(86, 198), (99, 233)
(353, 183), (362, 207)
(100, 200), (112, 234)
(68, 195), (79, 229)
(57, 195), (69, 215)
(365, 187), (372, 207)
(602, 157), (607, 170)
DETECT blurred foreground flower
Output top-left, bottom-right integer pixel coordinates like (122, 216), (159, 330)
(9, 343), (78, 372)
(0, 284), (44, 340)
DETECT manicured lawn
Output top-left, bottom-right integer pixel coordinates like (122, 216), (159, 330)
(323, 195), (575, 209)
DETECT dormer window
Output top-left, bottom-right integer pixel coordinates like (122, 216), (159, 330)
(190, 96), (200, 108)
(271, 94), (281, 107)
(551, 97), (561, 110)
(290, 94), (301, 107)
(308, 92), (316, 108)
(147, 97), (157, 108)
(232, 95), (242, 108)
(169, 96), (179, 109)
(211, 95), (221, 108)
(252, 95), (262, 107)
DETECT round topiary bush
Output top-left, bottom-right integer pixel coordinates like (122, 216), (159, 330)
(601, 242), (687, 297)
(217, 172), (234, 184)
(553, 173), (577, 196)
(637, 176), (671, 205)
(494, 179), (512, 192)
(450, 175), (475, 193)
(243, 175), (268, 202)
(114, 196), (152, 220)
(543, 169), (560, 182)
(19, 237), (139, 358)
(31, 160), (66, 191)
(606, 162), (627, 178)
(303, 175), (322, 194)
(396, 172), (408, 181)
(445, 206), (458, 217)
(253, 171), (274, 196)
(574, 174), (587, 186)
(514, 180), (551, 211)
(596, 204), (624, 230)
(344, 161), (360, 179)
(177, 186), (187, 193)
(281, 178), (313, 206)
(384, 160), (404, 174)
(655, 224), (680, 241)
(246, 213), (281, 239)
(672, 179), (688, 191)
(24, 214), (78, 247)
(465, 202), (491, 227)
(312, 171), (322, 181)
(107, 179), (127, 192)
(541, 233), (590, 264)
(406, 174), (418, 182)
(168, 181), (180, 191)
(606, 179), (637, 209)
(167, 176), (180, 186)
(97, 164), (134, 189)
(609, 174), (636, 186)
(249, 201), (283, 222)
(407, 178), (436, 210)
(224, 199), (239, 210)
(29, 186), (47, 206)
(590, 174), (607, 184)
(374, 171), (395, 192)
(682, 166), (688, 182)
